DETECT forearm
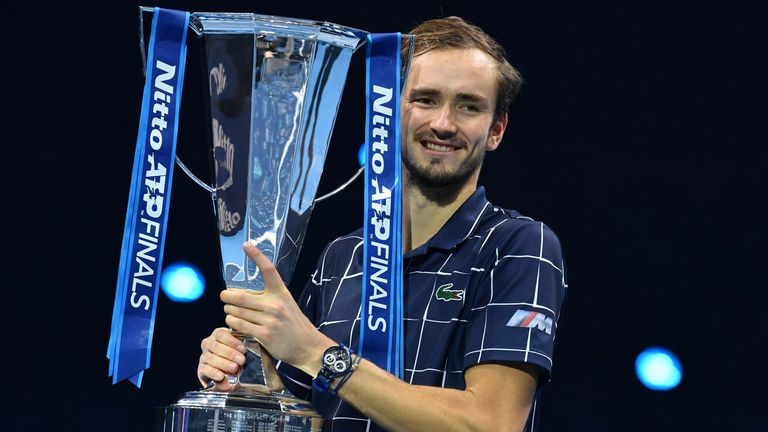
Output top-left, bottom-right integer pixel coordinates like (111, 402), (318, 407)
(338, 360), (505, 432)
(295, 344), (533, 432)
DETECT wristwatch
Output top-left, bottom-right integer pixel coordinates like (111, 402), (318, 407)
(312, 344), (353, 393)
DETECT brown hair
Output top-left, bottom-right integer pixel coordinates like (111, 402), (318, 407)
(402, 16), (523, 123)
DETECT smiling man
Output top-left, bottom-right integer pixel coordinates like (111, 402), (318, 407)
(198, 16), (567, 432)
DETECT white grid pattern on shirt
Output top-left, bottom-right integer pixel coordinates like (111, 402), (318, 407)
(409, 252), (454, 384)
(312, 207), (564, 382)
(327, 240), (364, 317)
(464, 347), (554, 366)
(306, 203), (564, 431)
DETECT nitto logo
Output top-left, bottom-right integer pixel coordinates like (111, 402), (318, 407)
(435, 283), (464, 302)
(506, 310), (553, 335)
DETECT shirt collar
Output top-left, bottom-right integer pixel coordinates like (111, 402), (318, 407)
(406, 186), (491, 257)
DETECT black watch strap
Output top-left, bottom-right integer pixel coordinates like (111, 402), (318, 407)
(330, 354), (361, 395)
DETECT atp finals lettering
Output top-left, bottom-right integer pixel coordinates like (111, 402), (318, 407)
(367, 85), (394, 332)
(131, 60), (176, 311)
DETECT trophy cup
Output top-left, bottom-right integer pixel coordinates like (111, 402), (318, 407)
(142, 8), (368, 432)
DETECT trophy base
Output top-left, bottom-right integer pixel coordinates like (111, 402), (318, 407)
(158, 389), (324, 432)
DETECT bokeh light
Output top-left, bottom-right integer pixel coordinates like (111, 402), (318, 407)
(635, 347), (682, 391)
(358, 142), (366, 167)
(161, 262), (205, 302)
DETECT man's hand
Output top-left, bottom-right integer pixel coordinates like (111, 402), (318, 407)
(221, 242), (334, 374)
(197, 327), (247, 390)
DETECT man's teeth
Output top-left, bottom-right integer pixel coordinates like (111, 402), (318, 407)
(425, 142), (454, 152)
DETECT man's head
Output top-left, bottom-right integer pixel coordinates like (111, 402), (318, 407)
(399, 17), (521, 203)
(402, 16), (523, 124)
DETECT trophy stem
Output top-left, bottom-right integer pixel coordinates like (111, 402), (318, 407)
(227, 331), (283, 395)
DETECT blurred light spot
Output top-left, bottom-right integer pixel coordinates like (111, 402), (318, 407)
(161, 262), (205, 302)
(358, 143), (366, 167)
(635, 347), (682, 391)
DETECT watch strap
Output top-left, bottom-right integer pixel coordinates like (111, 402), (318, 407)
(330, 354), (361, 396)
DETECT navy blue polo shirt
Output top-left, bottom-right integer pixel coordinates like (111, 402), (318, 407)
(277, 186), (567, 431)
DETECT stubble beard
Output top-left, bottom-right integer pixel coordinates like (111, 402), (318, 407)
(402, 136), (486, 206)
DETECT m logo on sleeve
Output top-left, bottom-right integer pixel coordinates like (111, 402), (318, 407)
(435, 283), (464, 301)
(506, 310), (553, 335)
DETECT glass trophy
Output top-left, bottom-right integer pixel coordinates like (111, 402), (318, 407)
(140, 8), (368, 432)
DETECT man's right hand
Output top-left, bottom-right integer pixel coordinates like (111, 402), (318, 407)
(197, 327), (247, 390)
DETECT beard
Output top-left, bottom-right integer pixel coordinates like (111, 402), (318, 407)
(402, 134), (486, 206)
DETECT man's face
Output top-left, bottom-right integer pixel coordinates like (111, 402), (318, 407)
(401, 48), (507, 189)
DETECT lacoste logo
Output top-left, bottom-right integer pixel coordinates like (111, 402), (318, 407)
(435, 283), (464, 302)
(506, 310), (553, 335)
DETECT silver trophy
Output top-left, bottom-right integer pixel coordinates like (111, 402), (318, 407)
(141, 8), (368, 432)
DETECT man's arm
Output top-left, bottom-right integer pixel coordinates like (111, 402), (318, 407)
(325, 359), (537, 432)
(222, 242), (539, 431)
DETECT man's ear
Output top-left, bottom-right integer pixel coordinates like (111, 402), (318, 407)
(486, 113), (508, 152)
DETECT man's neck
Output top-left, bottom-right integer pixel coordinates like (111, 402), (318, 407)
(402, 172), (479, 253)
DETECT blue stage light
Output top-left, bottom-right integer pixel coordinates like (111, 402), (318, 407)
(635, 347), (682, 391)
(161, 262), (205, 302)
(358, 143), (366, 167)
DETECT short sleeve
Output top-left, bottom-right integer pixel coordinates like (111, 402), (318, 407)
(462, 221), (567, 385)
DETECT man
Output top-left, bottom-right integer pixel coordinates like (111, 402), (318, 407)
(198, 16), (566, 432)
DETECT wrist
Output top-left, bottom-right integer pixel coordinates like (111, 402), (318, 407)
(297, 334), (336, 377)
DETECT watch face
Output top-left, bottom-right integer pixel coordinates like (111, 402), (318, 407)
(323, 347), (352, 375)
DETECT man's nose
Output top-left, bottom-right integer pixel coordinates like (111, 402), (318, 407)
(429, 105), (458, 139)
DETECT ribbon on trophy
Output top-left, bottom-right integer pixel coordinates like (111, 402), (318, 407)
(107, 7), (189, 386)
(359, 33), (405, 378)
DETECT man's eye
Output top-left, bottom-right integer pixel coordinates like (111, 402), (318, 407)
(460, 104), (480, 112)
(411, 98), (434, 105)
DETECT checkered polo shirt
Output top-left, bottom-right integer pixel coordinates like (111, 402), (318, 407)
(277, 186), (567, 431)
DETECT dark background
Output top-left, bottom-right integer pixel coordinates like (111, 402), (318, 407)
(5, 1), (766, 430)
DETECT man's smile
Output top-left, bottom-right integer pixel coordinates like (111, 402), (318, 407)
(419, 138), (463, 154)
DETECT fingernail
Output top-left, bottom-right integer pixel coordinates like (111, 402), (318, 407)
(235, 354), (245, 364)
(237, 344), (246, 354)
(229, 363), (239, 373)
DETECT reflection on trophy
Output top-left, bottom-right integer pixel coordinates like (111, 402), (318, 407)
(146, 9), (368, 432)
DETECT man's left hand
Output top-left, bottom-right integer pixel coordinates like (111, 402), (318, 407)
(221, 242), (334, 373)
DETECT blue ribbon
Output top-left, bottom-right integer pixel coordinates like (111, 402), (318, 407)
(359, 33), (404, 378)
(107, 7), (189, 387)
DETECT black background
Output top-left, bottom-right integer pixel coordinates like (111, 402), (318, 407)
(5, 1), (766, 430)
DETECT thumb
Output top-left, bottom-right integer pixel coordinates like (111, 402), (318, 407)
(242, 242), (287, 293)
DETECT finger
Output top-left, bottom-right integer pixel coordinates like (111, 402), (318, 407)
(198, 365), (236, 391)
(201, 332), (240, 356)
(225, 314), (264, 342)
(224, 303), (275, 326)
(212, 328), (247, 353)
(242, 242), (287, 292)
(198, 363), (226, 383)
(221, 289), (266, 311)
(205, 337), (247, 366)
(201, 351), (242, 375)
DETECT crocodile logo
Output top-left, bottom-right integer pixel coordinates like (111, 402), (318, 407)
(435, 283), (464, 302)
